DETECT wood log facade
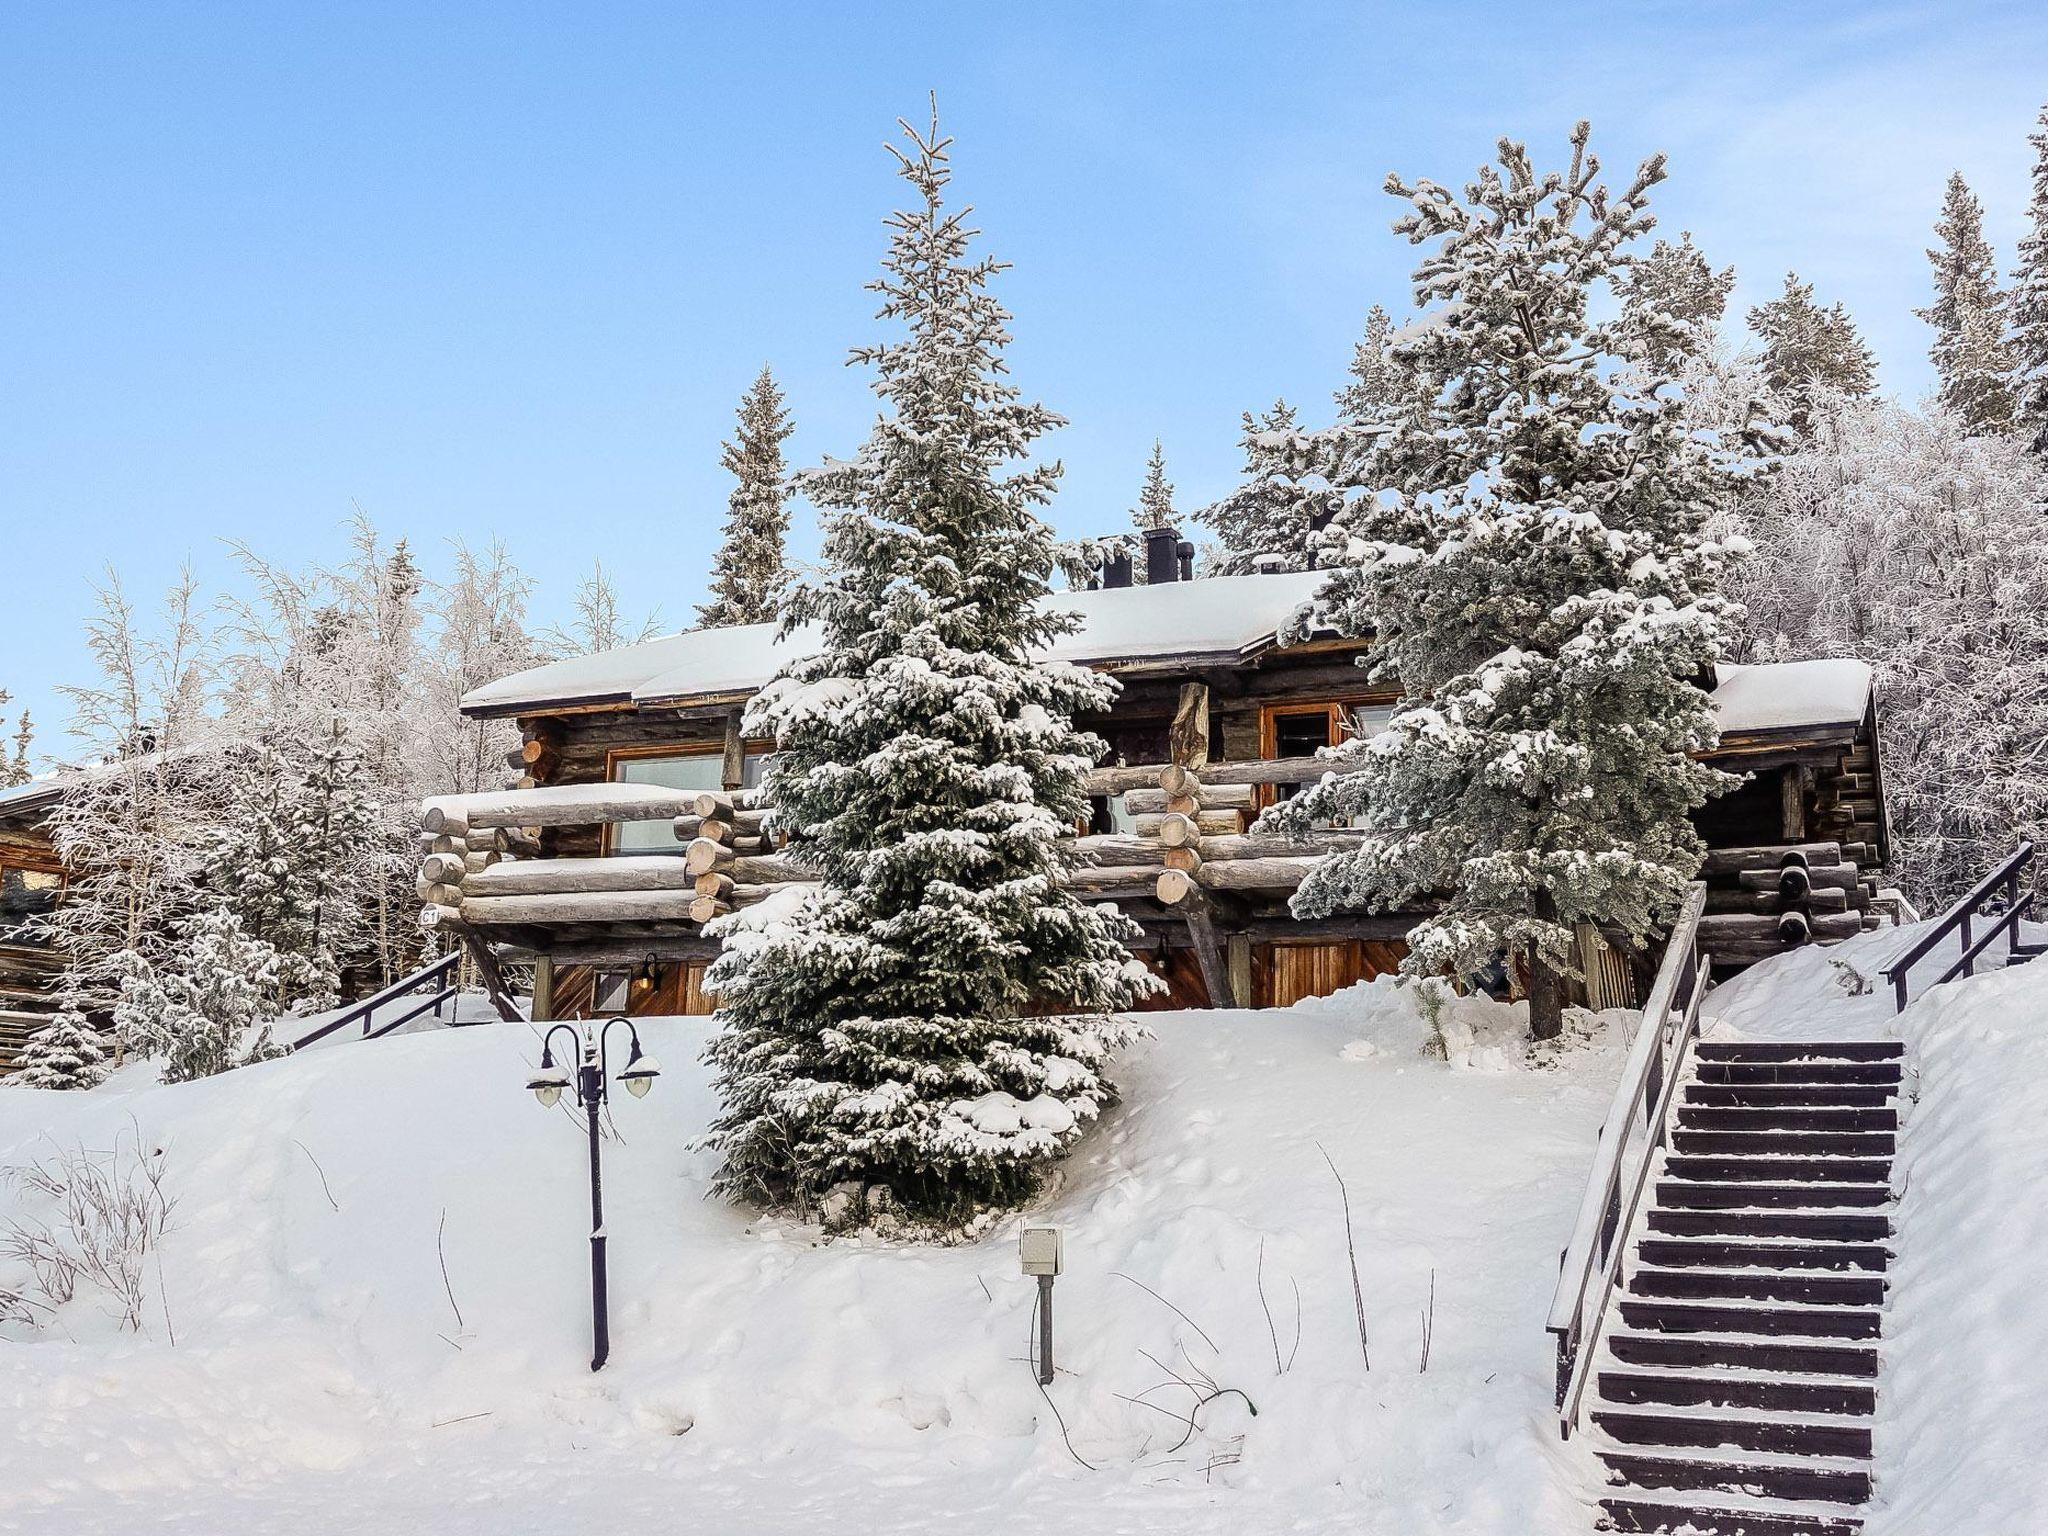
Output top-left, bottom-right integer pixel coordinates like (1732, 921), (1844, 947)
(0, 781), (67, 1073)
(441, 568), (1895, 1021)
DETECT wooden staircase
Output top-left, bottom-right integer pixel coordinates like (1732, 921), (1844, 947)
(1591, 1039), (1903, 1535)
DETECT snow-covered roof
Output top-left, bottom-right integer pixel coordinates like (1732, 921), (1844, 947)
(0, 772), (71, 823)
(462, 570), (1331, 717)
(1712, 659), (1873, 737)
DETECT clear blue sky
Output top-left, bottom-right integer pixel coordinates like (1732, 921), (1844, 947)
(5, 2), (2046, 766)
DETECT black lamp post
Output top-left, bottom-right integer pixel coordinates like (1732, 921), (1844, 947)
(527, 1018), (660, 1371)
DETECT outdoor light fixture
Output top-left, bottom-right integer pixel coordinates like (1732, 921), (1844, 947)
(523, 1017), (658, 1371)
(1020, 1224), (1064, 1386)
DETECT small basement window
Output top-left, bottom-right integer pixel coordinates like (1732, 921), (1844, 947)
(608, 749), (766, 855)
(592, 969), (633, 1015)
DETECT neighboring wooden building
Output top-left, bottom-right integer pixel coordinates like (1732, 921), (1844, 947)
(0, 778), (67, 1073)
(428, 535), (1891, 1022)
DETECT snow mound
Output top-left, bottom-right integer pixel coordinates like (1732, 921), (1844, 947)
(0, 983), (1624, 1534)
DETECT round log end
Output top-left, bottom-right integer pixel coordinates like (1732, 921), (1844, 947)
(1155, 868), (1195, 905)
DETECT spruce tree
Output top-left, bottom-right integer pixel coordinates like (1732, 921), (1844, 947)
(1918, 172), (2018, 434)
(697, 366), (796, 628)
(1132, 440), (1176, 531)
(703, 110), (1154, 1227)
(114, 908), (288, 1084)
(1198, 400), (1340, 573)
(14, 1006), (110, 1090)
(1748, 273), (1877, 433)
(1335, 305), (1414, 424)
(2010, 104), (2048, 453)
(1618, 231), (1735, 366)
(1266, 124), (1760, 1041)
(4, 711), (31, 788)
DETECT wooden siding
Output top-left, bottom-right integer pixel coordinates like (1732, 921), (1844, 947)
(1255, 939), (1407, 1008)
(544, 960), (716, 1021)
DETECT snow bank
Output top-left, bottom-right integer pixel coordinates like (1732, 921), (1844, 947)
(0, 979), (1624, 1535)
(1863, 958), (2048, 1532)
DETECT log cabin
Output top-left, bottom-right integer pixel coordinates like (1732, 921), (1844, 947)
(429, 528), (1893, 1022)
(0, 776), (67, 1073)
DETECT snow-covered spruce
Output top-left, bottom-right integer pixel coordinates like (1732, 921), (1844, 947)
(1334, 304), (1415, 426)
(701, 109), (1158, 1227)
(1615, 229), (1735, 368)
(1260, 124), (1767, 1041)
(1197, 399), (1341, 575)
(204, 725), (380, 1012)
(113, 908), (288, 1084)
(1731, 393), (2048, 909)
(12, 1005), (110, 1090)
(1918, 172), (2018, 437)
(697, 364), (796, 629)
(2009, 103), (2048, 455)
(1746, 270), (1877, 435)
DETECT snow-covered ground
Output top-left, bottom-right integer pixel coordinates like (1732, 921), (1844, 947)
(12, 929), (2044, 1534)
(0, 983), (1628, 1535)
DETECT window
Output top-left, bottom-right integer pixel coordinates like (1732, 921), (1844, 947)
(0, 861), (63, 949)
(592, 969), (633, 1015)
(607, 748), (767, 855)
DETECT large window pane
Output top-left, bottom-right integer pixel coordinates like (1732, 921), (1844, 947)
(610, 752), (765, 853)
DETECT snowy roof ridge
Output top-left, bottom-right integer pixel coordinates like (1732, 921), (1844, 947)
(461, 569), (1332, 717)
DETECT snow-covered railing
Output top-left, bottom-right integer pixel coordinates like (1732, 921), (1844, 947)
(1544, 882), (1710, 1440)
(1879, 841), (2037, 1013)
(290, 952), (461, 1049)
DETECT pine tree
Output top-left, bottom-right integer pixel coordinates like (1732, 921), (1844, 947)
(1618, 231), (1735, 366)
(2009, 104), (2048, 453)
(1918, 172), (2018, 434)
(1335, 305), (1415, 424)
(1197, 400), (1340, 574)
(698, 366), (796, 628)
(1748, 273), (1877, 433)
(13, 1006), (110, 1090)
(1267, 124), (1761, 1041)
(114, 908), (288, 1084)
(704, 108), (1155, 1227)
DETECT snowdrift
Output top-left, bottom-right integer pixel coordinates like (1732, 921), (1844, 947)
(0, 982), (1626, 1535)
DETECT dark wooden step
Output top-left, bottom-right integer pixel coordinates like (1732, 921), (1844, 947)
(1606, 1331), (1880, 1378)
(1599, 1368), (1877, 1416)
(1694, 1041), (1902, 1063)
(1677, 1106), (1897, 1133)
(1595, 1407), (1872, 1459)
(1686, 1084), (1896, 1109)
(1657, 1180), (1891, 1211)
(1665, 1156), (1893, 1185)
(1598, 1449), (1872, 1504)
(1637, 1238), (1890, 1272)
(1600, 1495), (1864, 1534)
(1629, 1267), (1885, 1308)
(1693, 1062), (1901, 1087)
(1616, 1298), (1882, 1339)
(1672, 1130), (1896, 1158)
(1646, 1209), (1892, 1242)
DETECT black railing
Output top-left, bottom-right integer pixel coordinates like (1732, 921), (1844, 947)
(1879, 842), (2037, 1013)
(1545, 883), (1711, 1439)
(290, 952), (462, 1050)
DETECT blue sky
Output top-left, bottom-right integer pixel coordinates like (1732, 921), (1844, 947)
(5, 2), (2046, 765)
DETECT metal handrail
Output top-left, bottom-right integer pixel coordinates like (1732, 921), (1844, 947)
(1879, 841), (2036, 1013)
(1544, 883), (1710, 1439)
(290, 952), (462, 1050)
